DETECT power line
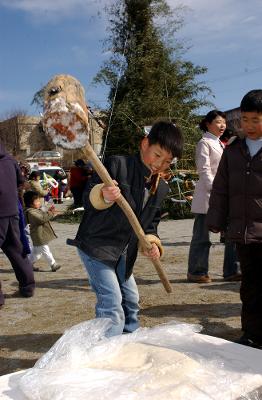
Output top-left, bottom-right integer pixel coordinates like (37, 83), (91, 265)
(206, 66), (262, 84)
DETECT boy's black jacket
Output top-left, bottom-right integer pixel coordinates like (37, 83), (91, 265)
(70, 153), (169, 278)
(207, 137), (262, 244)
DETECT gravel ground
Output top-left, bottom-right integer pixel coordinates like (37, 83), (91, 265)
(0, 215), (243, 376)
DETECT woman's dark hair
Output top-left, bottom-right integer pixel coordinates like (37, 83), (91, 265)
(74, 159), (85, 167)
(24, 191), (40, 208)
(19, 161), (31, 178)
(29, 171), (40, 180)
(147, 121), (184, 159)
(220, 129), (234, 143)
(240, 90), (262, 113)
(199, 110), (226, 132)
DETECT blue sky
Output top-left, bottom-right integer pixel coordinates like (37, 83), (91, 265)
(0, 0), (261, 118)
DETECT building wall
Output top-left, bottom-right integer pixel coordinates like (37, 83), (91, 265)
(0, 113), (104, 168)
(224, 107), (241, 134)
(0, 116), (49, 159)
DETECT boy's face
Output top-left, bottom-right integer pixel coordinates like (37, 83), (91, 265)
(241, 112), (262, 140)
(32, 198), (41, 209)
(140, 138), (173, 174)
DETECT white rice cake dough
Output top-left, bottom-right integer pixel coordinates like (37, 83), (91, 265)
(88, 342), (199, 373)
(86, 342), (204, 398)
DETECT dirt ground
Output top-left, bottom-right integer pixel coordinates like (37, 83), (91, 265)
(0, 214), (243, 377)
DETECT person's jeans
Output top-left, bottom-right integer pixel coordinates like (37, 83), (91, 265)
(78, 249), (139, 337)
(188, 214), (239, 277)
(223, 241), (240, 278)
(188, 214), (211, 276)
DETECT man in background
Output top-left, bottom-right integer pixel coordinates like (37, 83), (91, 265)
(0, 142), (35, 306)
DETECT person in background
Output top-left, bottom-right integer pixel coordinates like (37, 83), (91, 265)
(219, 128), (235, 146)
(18, 198), (31, 257)
(18, 161), (31, 199)
(217, 129), (241, 271)
(28, 170), (48, 205)
(24, 191), (61, 272)
(53, 169), (68, 204)
(187, 110), (240, 283)
(207, 90), (262, 349)
(17, 161), (32, 256)
(68, 121), (183, 337)
(0, 143), (35, 306)
(69, 159), (90, 207)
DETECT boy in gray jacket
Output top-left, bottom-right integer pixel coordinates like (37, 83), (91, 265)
(24, 191), (61, 272)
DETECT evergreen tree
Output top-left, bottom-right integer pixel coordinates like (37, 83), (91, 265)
(95, 0), (211, 164)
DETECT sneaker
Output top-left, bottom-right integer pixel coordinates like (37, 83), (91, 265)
(224, 273), (242, 282)
(187, 273), (212, 283)
(51, 263), (61, 272)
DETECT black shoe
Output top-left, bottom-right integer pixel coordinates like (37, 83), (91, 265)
(235, 334), (262, 349)
(224, 273), (242, 281)
(19, 288), (34, 298)
(51, 263), (61, 272)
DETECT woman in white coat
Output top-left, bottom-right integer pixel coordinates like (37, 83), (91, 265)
(187, 110), (240, 283)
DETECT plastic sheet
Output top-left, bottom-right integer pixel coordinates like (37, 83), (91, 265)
(19, 319), (262, 400)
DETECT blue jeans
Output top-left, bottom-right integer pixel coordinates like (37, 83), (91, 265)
(188, 214), (239, 277)
(223, 241), (240, 279)
(78, 249), (139, 337)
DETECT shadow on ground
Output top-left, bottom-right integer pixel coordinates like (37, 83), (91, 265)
(0, 333), (61, 375)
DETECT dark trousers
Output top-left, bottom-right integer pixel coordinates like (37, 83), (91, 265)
(188, 214), (211, 276)
(188, 213), (239, 277)
(237, 243), (262, 343)
(0, 216), (35, 304)
(71, 188), (83, 207)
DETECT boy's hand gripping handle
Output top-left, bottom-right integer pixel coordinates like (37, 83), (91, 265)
(85, 142), (172, 294)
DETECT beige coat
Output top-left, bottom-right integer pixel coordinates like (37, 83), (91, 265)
(191, 132), (224, 214)
(24, 207), (57, 246)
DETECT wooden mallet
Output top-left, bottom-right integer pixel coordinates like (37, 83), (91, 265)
(42, 74), (172, 293)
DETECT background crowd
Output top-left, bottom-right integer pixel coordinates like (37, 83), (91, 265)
(0, 89), (262, 350)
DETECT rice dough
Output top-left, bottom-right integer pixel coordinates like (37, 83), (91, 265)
(87, 342), (201, 397)
(89, 342), (198, 372)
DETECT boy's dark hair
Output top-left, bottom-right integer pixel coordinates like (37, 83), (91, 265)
(147, 121), (183, 158)
(24, 191), (40, 208)
(240, 90), (262, 113)
(199, 110), (226, 132)
(29, 170), (40, 180)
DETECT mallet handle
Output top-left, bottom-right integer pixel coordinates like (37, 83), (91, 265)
(85, 142), (172, 293)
